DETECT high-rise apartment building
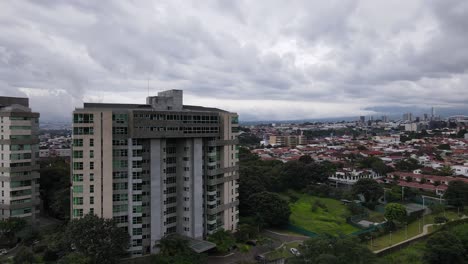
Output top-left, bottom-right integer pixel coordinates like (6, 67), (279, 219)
(0, 97), (40, 223)
(71, 90), (239, 256)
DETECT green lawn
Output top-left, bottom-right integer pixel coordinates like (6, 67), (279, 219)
(265, 241), (301, 260)
(289, 195), (359, 235)
(368, 210), (461, 251)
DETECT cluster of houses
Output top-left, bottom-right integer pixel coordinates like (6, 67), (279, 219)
(251, 134), (468, 196)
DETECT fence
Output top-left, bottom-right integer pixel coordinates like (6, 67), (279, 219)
(287, 224), (318, 237)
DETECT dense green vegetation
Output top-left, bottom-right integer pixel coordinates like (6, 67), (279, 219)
(289, 195), (358, 235)
(38, 157), (70, 220)
(289, 235), (376, 264)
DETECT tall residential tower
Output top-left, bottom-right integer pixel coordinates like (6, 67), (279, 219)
(0, 97), (40, 224)
(71, 90), (239, 256)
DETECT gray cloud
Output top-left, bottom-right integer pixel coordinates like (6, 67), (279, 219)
(0, 0), (467, 121)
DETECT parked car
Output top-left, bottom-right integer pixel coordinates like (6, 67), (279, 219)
(0, 249), (8, 256)
(290, 247), (300, 256)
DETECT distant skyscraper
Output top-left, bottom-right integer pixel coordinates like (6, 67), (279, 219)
(0, 97), (40, 224)
(71, 90), (239, 256)
(423, 113), (428, 121)
(403, 113), (413, 122)
(382, 115), (388, 122)
(359, 116), (365, 123)
(431, 107), (435, 119)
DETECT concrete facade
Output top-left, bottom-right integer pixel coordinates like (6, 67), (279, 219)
(0, 97), (40, 224)
(71, 90), (239, 257)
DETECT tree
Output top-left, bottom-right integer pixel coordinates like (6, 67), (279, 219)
(384, 203), (407, 223)
(65, 214), (129, 263)
(444, 181), (468, 209)
(0, 218), (26, 245)
(438, 165), (454, 176)
(298, 155), (314, 164)
(39, 157), (70, 220)
(154, 235), (206, 264)
(437, 144), (451, 150)
(246, 192), (291, 227)
(289, 235), (375, 264)
(57, 253), (91, 264)
(14, 246), (35, 264)
(207, 230), (236, 253)
(395, 158), (421, 172)
(423, 231), (465, 264)
(352, 178), (384, 203)
(235, 223), (258, 243)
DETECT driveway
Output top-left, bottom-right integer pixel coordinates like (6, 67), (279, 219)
(207, 230), (309, 264)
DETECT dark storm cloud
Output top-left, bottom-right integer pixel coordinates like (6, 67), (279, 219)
(0, 0), (467, 121)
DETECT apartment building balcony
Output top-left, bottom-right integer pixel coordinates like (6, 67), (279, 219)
(207, 199), (217, 206)
(207, 190), (217, 196)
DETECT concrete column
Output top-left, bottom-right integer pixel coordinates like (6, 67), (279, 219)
(150, 139), (162, 252)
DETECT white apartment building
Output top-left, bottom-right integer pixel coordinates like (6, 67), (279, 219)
(0, 97), (40, 224)
(71, 90), (239, 256)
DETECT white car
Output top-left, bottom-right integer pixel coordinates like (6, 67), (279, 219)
(290, 247), (300, 256)
(0, 249), (8, 256)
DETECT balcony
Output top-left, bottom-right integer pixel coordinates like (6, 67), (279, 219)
(206, 218), (217, 225)
(207, 199), (217, 206)
(207, 190), (216, 196)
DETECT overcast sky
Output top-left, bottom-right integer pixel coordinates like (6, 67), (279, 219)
(1, 0), (468, 121)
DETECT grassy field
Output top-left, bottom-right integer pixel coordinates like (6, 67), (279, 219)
(289, 194), (359, 235)
(368, 210), (461, 251)
(264, 241), (302, 260)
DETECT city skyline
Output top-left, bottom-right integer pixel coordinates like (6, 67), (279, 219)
(1, 1), (468, 122)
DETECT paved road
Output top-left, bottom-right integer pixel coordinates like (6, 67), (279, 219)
(207, 230), (308, 264)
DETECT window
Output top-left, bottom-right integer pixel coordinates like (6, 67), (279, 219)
(113, 194), (128, 202)
(90, 162), (94, 170)
(164, 187), (176, 194)
(113, 215), (128, 224)
(73, 139), (83, 147)
(73, 113), (94, 123)
(113, 204), (128, 213)
(165, 206), (176, 215)
(113, 160), (128, 169)
(112, 139), (127, 146)
(113, 114), (128, 124)
(73, 209), (84, 217)
(113, 182), (128, 191)
(133, 228), (142, 236)
(90, 138), (94, 147)
(132, 205), (142, 213)
(90, 150), (94, 158)
(112, 127), (128, 135)
(113, 149), (128, 157)
(90, 196), (94, 205)
(73, 151), (83, 158)
(166, 216), (177, 225)
(132, 217), (142, 224)
(73, 185), (83, 193)
(113, 172), (128, 179)
(73, 174), (83, 182)
(73, 162), (83, 170)
(89, 208), (94, 215)
(73, 127), (94, 135)
(73, 197), (83, 205)
(132, 194), (142, 202)
(90, 173), (94, 181)
(90, 185), (94, 193)
(9, 126), (31, 130)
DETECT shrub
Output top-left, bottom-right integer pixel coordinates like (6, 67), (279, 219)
(434, 216), (448, 224)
